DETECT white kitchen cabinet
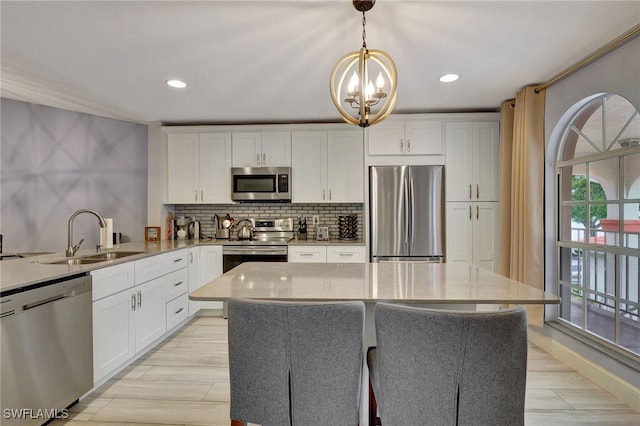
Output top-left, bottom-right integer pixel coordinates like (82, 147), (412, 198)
(445, 121), (499, 202)
(326, 246), (366, 263)
(199, 245), (223, 310)
(288, 245), (327, 263)
(291, 130), (363, 203)
(446, 201), (499, 271)
(368, 119), (442, 155)
(166, 132), (232, 204)
(289, 245), (366, 263)
(133, 277), (166, 352)
(232, 131), (291, 167)
(188, 246), (202, 315)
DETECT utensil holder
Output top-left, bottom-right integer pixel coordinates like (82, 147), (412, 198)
(216, 229), (230, 239)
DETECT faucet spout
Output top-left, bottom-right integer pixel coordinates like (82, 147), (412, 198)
(66, 209), (107, 257)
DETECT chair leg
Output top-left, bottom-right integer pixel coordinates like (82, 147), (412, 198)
(369, 379), (380, 426)
(231, 420), (244, 426)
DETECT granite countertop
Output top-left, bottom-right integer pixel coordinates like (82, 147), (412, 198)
(0, 237), (365, 293)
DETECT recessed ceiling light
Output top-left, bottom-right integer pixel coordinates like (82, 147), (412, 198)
(439, 74), (459, 83)
(166, 79), (187, 88)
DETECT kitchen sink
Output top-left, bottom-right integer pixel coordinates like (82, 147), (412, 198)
(45, 251), (145, 265)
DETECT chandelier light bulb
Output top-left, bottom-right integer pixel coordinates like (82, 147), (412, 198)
(348, 71), (360, 93)
(367, 80), (375, 101)
(376, 72), (385, 92)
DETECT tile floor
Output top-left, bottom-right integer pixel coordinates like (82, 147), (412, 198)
(51, 316), (639, 426)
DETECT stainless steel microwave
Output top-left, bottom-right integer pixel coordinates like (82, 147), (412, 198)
(231, 167), (291, 202)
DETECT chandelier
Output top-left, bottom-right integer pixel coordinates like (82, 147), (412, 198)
(330, 0), (397, 128)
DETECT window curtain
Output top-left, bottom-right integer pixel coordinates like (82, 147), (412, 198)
(498, 86), (546, 326)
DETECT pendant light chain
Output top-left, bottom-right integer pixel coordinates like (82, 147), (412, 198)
(361, 11), (367, 48)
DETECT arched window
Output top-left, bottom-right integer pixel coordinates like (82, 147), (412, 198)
(555, 94), (639, 355)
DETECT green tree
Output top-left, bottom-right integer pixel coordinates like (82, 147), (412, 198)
(571, 175), (607, 230)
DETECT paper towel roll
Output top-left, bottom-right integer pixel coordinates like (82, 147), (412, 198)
(104, 218), (114, 249)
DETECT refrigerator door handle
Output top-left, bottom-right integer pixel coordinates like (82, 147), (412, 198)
(409, 176), (416, 253)
(403, 178), (410, 248)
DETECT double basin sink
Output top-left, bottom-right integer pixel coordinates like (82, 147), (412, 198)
(45, 251), (144, 266)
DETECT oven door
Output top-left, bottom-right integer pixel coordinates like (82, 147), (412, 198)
(222, 245), (288, 273)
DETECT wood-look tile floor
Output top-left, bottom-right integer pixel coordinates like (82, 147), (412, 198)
(51, 316), (639, 426)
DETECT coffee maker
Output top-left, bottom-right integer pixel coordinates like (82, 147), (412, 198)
(175, 216), (189, 239)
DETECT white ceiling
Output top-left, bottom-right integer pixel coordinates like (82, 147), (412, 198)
(2, 1), (639, 125)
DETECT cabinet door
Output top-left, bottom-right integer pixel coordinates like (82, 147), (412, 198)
(188, 247), (201, 315)
(167, 133), (198, 203)
(232, 132), (262, 167)
(405, 120), (442, 155)
(134, 278), (166, 353)
(445, 202), (473, 265)
(199, 133), (232, 203)
(327, 131), (363, 202)
(367, 120), (404, 155)
(291, 131), (327, 202)
(93, 289), (135, 383)
(261, 132), (291, 166)
(473, 202), (499, 271)
(444, 122), (473, 201)
(200, 245), (223, 310)
(473, 122), (500, 202)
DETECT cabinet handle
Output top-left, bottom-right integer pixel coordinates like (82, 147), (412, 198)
(173, 281), (184, 287)
(476, 205), (479, 220)
(400, 138), (404, 152)
(201, 190), (204, 201)
(175, 307), (184, 315)
(476, 184), (479, 199)
(256, 153), (260, 165)
(173, 258), (183, 263)
(329, 189), (332, 200)
(195, 190), (198, 202)
(137, 291), (142, 308)
(339, 253), (354, 257)
(131, 293), (136, 311)
(407, 139), (411, 152)
(322, 189), (326, 200)
(263, 153), (266, 164)
(469, 184), (472, 199)
(190, 252), (193, 263)
(300, 253), (314, 257)
(469, 205), (472, 220)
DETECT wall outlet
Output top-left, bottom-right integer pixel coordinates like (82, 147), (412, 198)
(312, 215), (320, 226)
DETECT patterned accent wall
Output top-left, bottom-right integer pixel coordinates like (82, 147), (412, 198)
(0, 98), (148, 253)
(174, 203), (363, 240)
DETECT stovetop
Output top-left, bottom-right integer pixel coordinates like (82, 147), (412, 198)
(222, 217), (294, 246)
(223, 238), (293, 246)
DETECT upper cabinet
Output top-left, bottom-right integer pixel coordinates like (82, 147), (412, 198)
(368, 119), (443, 156)
(232, 131), (291, 167)
(166, 133), (232, 204)
(445, 121), (500, 202)
(291, 130), (364, 203)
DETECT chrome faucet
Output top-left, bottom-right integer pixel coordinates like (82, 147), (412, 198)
(66, 209), (108, 257)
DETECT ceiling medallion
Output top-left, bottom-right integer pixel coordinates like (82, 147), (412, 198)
(330, 0), (397, 128)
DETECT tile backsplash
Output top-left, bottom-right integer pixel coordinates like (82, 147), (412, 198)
(174, 203), (363, 240)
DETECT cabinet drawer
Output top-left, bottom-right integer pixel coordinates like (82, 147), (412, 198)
(164, 268), (189, 301)
(326, 246), (366, 263)
(288, 246), (327, 263)
(166, 293), (189, 331)
(135, 249), (188, 284)
(91, 262), (135, 301)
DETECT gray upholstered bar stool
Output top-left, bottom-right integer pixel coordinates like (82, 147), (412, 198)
(227, 299), (365, 426)
(367, 304), (528, 426)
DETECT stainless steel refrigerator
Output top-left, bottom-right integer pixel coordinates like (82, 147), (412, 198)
(370, 165), (445, 262)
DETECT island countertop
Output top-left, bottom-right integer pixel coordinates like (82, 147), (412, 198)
(190, 262), (560, 305)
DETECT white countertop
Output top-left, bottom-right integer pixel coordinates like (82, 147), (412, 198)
(0, 238), (365, 293)
(190, 262), (560, 305)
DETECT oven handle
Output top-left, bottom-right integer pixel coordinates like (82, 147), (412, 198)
(223, 246), (288, 256)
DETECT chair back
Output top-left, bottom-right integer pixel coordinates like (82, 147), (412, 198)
(374, 303), (528, 426)
(228, 299), (365, 426)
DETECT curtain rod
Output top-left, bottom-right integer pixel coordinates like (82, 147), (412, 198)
(534, 24), (640, 93)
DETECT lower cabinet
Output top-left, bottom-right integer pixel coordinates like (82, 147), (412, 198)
(92, 249), (190, 384)
(288, 245), (366, 263)
(199, 245), (223, 311)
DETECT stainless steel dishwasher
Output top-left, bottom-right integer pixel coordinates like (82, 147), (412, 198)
(1, 273), (93, 426)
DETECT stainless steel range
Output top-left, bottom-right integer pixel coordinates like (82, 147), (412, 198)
(222, 217), (294, 272)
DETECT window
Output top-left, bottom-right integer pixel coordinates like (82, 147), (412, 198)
(556, 94), (639, 355)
